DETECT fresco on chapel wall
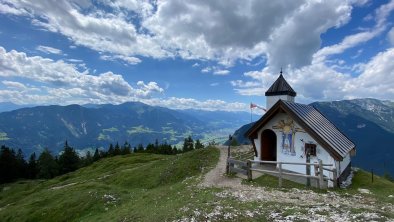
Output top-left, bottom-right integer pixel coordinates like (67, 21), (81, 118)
(273, 117), (305, 156)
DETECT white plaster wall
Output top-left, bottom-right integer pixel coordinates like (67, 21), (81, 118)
(255, 112), (343, 186)
(338, 153), (351, 175)
(266, 95), (295, 110)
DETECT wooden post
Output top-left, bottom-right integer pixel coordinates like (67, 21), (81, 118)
(371, 169), (374, 183)
(226, 158), (230, 174)
(226, 135), (232, 174)
(314, 163), (320, 189)
(306, 154), (311, 187)
(332, 168), (337, 188)
(318, 160), (324, 189)
(278, 163), (283, 188)
(247, 160), (252, 181)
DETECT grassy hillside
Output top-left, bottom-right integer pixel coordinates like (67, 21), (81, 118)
(1, 147), (393, 221)
(0, 148), (221, 221)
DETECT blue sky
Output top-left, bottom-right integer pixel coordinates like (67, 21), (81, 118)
(0, 0), (394, 112)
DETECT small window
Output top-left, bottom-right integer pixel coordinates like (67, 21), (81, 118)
(305, 143), (317, 156)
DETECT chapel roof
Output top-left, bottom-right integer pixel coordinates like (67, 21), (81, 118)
(265, 72), (297, 97)
(245, 100), (355, 160)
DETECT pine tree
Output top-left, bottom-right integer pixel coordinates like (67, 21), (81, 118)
(182, 136), (194, 152)
(93, 148), (100, 161)
(137, 144), (144, 152)
(121, 142), (131, 155)
(37, 148), (59, 179)
(0, 145), (18, 183)
(83, 151), (93, 166)
(108, 144), (114, 156)
(58, 142), (80, 174)
(114, 142), (121, 156)
(15, 149), (27, 178)
(27, 152), (38, 179)
(195, 139), (204, 149)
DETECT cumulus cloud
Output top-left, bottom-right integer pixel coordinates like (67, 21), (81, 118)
(2, 80), (27, 90)
(0, 0), (167, 63)
(389, 27), (394, 45)
(100, 54), (141, 65)
(0, 46), (162, 104)
(213, 70), (230, 75)
(0, 0), (358, 69)
(36, 45), (63, 55)
(231, 0), (394, 102)
(233, 46), (394, 102)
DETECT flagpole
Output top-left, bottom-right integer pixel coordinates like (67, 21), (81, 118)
(250, 102), (252, 123)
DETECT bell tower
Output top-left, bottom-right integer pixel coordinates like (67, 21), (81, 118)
(265, 70), (296, 110)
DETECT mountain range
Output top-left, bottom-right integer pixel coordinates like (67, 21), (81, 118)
(229, 98), (394, 177)
(0, 102), (258, 156)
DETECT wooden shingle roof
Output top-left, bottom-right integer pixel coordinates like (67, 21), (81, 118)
(245, 100), (355, 160)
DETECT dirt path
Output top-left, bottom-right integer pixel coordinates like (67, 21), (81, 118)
(200, 145), (243, 188)
(199, 146), (394, 211)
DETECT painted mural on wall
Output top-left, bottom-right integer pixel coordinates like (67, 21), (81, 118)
(273, 118), (305, 156)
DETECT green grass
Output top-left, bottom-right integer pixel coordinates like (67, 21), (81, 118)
(341, 169), (394, 204)
(0, 148), (220, 222)
(1, 150), (393, 221)
(245, 173), (313, 190)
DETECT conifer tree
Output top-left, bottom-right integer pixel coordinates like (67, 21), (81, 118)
(114, 142), (121, 155)
(15, 149), (27, 178)
(58, 142), (80, 174)
(137, 144), (144, 152)
(83, 151), (93, 166)
(121, 142), (131, 155)
(37, 148), (59, 179)
(0, 146), (18, 183)
(108, 143), (114, 156)
(27, 152), (38, 179)
(182, 136), (194, 152)
(195, 139), (204, 149)
(93, 148), (100, 161)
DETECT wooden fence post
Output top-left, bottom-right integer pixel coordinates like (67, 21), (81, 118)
(332, 168), (337, 188)
(278, 163), (283, 188)
(226, 158), (229, 174)
(314, 163), (319, 189)
(318, 160), (324, 189)
(306, 155), (311, 187)
(247, 160), (252, 181)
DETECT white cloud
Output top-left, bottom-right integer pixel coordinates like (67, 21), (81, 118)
(389, 27), (394, 45)
(201, 67), (211, 73)
(2, 80), (27, 90)
(100, 54), (141, 65)
(0, 46), (163, 104)
(232, 47), (394, 102)
(0, 0), (358, 69)
(313, 30), (381, 63)
(0, 2), (28, 15)
(36, 45), (63, 55)
(67, 59), (84, 63)
(213, 69), (230, 76)
(136, 81), (164, 98)
(231, 0), (394, 102)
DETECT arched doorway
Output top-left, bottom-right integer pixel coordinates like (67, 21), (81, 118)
(261, 129), (277, 161)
